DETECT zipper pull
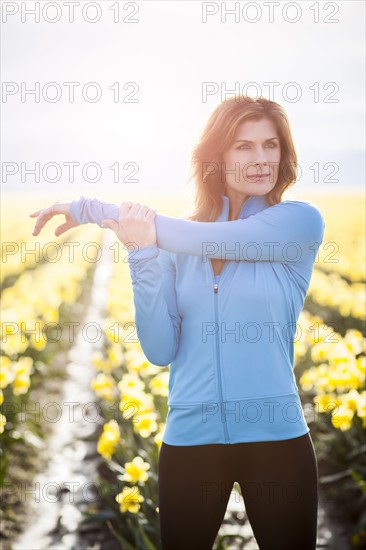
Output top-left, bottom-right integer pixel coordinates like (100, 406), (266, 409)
(214, 283), (218, 294)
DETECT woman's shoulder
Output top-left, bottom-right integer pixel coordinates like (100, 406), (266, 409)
(272, 199), (324, 217)
(266, 199), (325, 235)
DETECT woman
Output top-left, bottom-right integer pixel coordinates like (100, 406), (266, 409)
(30, 96), (325, 550)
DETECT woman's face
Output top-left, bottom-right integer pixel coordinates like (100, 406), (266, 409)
(222, 117), (281, 197)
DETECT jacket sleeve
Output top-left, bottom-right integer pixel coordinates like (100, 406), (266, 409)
(127, 244), (181, 367)
(70, 196), (325, 269)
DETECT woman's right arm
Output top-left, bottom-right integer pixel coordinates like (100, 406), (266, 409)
(70, 196), (120, 227)
(30, 198), (181, 367)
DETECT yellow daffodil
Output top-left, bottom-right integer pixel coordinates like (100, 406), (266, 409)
(91, 350), (112, 373)
(122, 456), (151, 484)
(119, 390), (155, 419)
(115, 486), (144, 514)
(97, 419), (121, 460)
(91, 373), (116, 401)
(331, 406), (354, 431)
(117, 373), (145, 395)
(0, 414), (7, 433)
(133, 412), (158, 438)
(149, 372), (169, 397)
(154, 423), (165, 449)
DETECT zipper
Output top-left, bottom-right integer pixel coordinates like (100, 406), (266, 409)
(210, 261), (230, 444)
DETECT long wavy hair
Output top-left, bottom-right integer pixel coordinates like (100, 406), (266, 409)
(185, 95), (298, 222)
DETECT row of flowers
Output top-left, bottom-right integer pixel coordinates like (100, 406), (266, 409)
(308, 269), (365, 321)
(0, 226), (102, 477)
(1, 221), (95, 285)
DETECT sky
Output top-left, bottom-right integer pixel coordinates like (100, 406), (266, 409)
(1, 0), (365, 202)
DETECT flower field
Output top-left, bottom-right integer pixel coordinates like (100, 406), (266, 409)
(0, 192), (365, 549)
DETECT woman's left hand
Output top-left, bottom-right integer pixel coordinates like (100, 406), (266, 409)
(101, 202), (157, 248)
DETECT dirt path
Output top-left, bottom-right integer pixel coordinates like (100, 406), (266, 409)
(12, 233), (119, 550)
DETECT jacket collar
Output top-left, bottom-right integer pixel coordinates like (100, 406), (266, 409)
(217, 193), (271, 221)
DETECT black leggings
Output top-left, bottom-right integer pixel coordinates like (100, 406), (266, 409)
(158, 433), (318, 550)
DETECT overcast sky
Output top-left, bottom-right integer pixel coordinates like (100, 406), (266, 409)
(1, 0), (365, 201)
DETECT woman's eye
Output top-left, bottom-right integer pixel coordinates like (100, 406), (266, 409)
(236, 142), (277, 150)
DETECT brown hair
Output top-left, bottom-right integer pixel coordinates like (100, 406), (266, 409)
(185, 95), (298, 221)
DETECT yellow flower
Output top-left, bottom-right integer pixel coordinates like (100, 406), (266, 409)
(313, 393), (339, 414)
(12, 374), (31, 395)
(117, 373), (145, 395)
(340, 389), (360, 412)
(0, 356), (11, 368)
(115, 486), (144, 514)
(90, 373), (116, 401)
(122, 456), (151, 484)
(0, 414), (6, 433)
(1, 334), (28, 356)
(133, 412), (158, 438)
(149, 372), (169, 397)
(0, 356), (14, 389)
(91, 350), (112, 373)
(125, 349), (162, 376)
(343, 329), (365, 355)
(154, 423), (165, 449)
(119, 390), (155, 419)
(299, 367), (317, 392)
(97, 420), (121, 460)
(0, 389), (3, 406)
(356, 355), (365, 375)
(107, 345), (124, 367)
(328, 342), (353, 365)
(14, 356), (33, 376)
(356, 391), (366, 427)
(331, 406), (354, 431)
(125, 350), (150, 371)
(294, 339), (307, 362)
(28, 333), (47, 351)
(310, 343), (329, 363)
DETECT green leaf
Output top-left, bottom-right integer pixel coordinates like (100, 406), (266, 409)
(107, 460), (126, 476)
(319, 469), (352, 484)
(135, 521), (158, 550)
(350, 469), (366, 495)
(106, 520), (137, 550)
(79, 509), (116, 524)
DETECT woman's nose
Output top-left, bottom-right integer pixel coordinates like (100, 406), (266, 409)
(254, 148), (268, 164)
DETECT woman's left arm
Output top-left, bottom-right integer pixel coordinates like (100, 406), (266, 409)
(70, 195), (325, 270)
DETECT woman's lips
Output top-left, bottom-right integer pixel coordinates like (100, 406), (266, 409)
(247, 174), (270, 180)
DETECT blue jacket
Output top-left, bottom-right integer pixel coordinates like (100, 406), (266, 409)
(70, 193), (325, 445)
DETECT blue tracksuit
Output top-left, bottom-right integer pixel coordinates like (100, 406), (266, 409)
(70, 193), (325, 445)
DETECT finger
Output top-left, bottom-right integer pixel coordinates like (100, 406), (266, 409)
(31, 210), (54, 236)
(134, 204), (154, 219)
(126, 202), (143, 217)
(54, 221), (76, 236)
(145, 209), (157, 221)
(143, 207), (155, 218)
(30, 203), (57, 218)
(119, 202), (133, 219)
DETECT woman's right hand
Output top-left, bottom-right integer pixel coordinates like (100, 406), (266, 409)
(29, 200), (78, 237)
